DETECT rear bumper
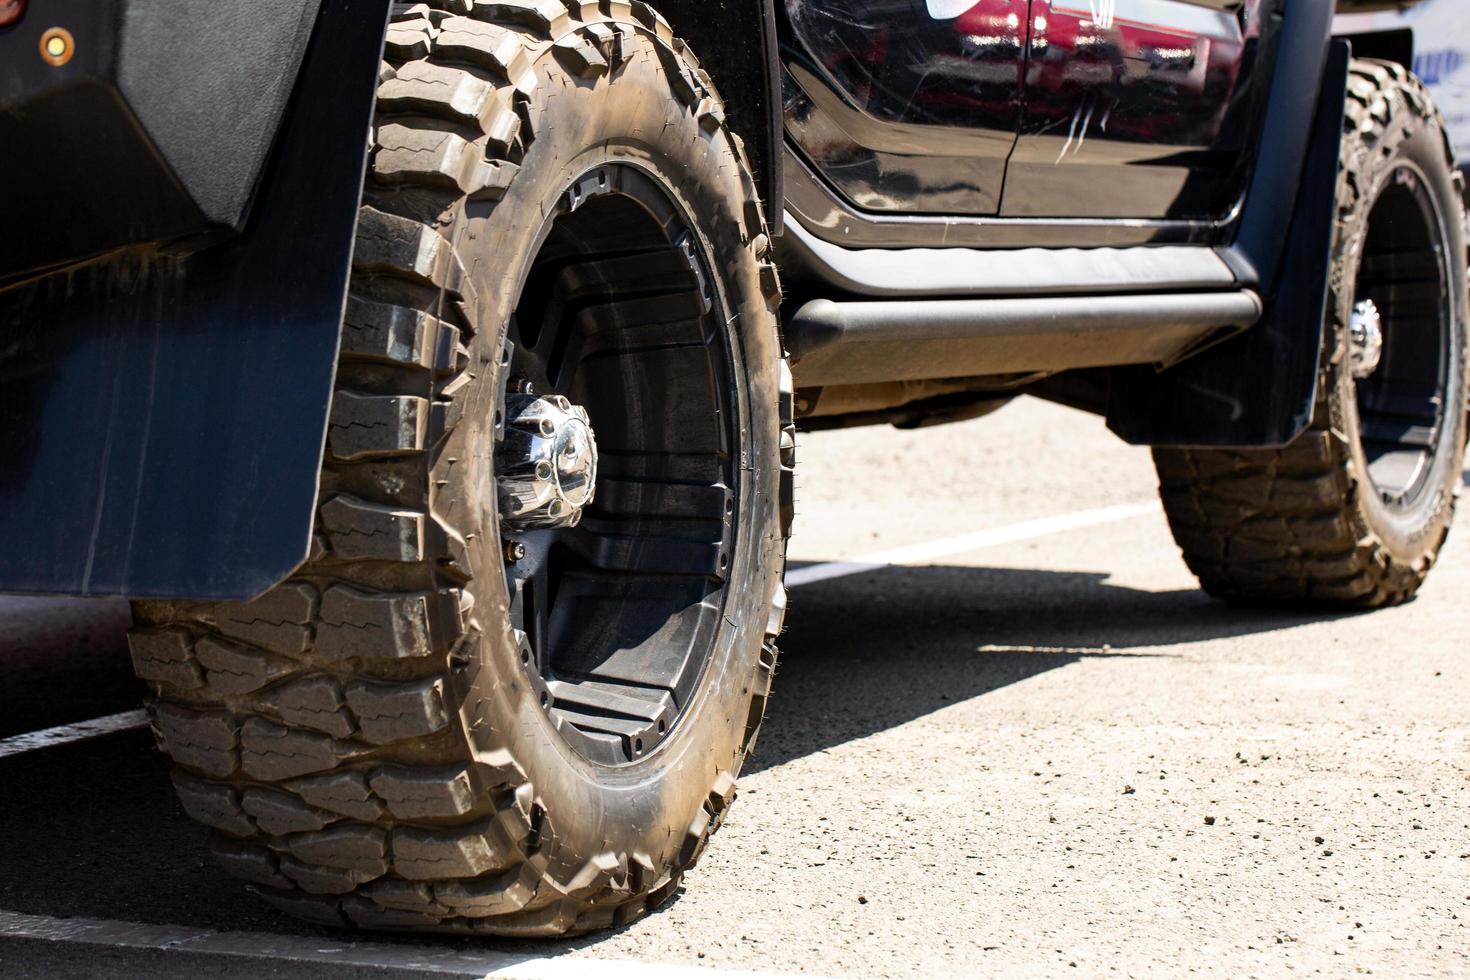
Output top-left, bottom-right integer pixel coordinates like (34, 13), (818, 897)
(0, 0), (321, 281)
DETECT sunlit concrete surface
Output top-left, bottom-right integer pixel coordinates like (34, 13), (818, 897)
(2, 398), (1466, 978)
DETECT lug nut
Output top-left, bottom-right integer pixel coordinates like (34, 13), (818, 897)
(504, 540), (526, 564)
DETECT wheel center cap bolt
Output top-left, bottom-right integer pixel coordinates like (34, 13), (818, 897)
(1350, 299), (1385, 380)
(497, 393), (598, 530)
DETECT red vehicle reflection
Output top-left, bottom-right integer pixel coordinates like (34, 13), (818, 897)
(1006, 0), (1268, 218)
(783, 0), (1029, 214)
(784, 0), (1271, 219)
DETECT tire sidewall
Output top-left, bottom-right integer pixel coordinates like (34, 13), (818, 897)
(1332, 95), (1469, 563)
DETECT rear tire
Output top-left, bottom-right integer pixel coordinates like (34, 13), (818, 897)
(1155, 60), (1469, 608)
(128, 2), (792, 937)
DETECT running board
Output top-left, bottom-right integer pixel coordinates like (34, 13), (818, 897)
(780, 216), (1239, 297)
(787, 293), (1264, 387)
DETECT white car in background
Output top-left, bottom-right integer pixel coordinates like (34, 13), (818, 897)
(1337, 0), (1470, 173)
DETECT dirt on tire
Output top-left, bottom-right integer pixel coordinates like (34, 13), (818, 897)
(129, 0), (792, 938)
(1154, 59), (1469, 608)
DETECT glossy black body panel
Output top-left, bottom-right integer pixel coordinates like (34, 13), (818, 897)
(782, 0), (1029, 215)
(778, 2), (1302, 247)
(1218, 0), (1336, 294)
(781, 0), (1284, 225)
(0, 0), (391, 598)
(0, 0), (321, 280)
(1109, 41), (1349, 447)
(1004, 0), (1271, 219)
(782, 144), (1214, 248)
(778, 0), (1347, 450)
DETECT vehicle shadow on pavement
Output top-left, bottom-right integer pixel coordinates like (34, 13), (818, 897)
(0, 598), (139, 739)
(0, 735), (601, 962)
(0, 733), (698, 966)
(0, 564), (1356, 961)
(749, 562), (1358, 774)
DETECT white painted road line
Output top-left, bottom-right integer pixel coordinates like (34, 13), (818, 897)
(0, 709), (149, 761)
(785, 500), (1162, 588)
(0, 910), (837, 980)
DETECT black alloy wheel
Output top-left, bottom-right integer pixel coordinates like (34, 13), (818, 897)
(498, 162), (746, 766)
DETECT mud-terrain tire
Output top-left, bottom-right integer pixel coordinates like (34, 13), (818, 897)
(128, 0), (792, 937)
(1155, 60), (1469, 608)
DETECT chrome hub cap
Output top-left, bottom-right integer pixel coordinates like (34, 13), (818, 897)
(496, 389), (598, 530)
(1350, 298), (1385, 380)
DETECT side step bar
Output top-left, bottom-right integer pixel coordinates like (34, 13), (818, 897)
(780, 217), (1239, 297)
(787, 292), (1263, 387)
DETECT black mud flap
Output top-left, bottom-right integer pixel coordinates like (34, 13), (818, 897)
(0, 0), (392, 599)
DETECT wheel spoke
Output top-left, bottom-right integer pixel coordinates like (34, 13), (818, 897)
(562, 519), (729, 578)
(524, 249), (698, 388)
(594, 478), (733, 521)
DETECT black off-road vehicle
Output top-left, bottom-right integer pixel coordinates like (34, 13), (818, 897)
(1, 0), (1464, 937)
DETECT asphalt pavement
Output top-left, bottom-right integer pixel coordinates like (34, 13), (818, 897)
(1, 398), (1467, 978)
